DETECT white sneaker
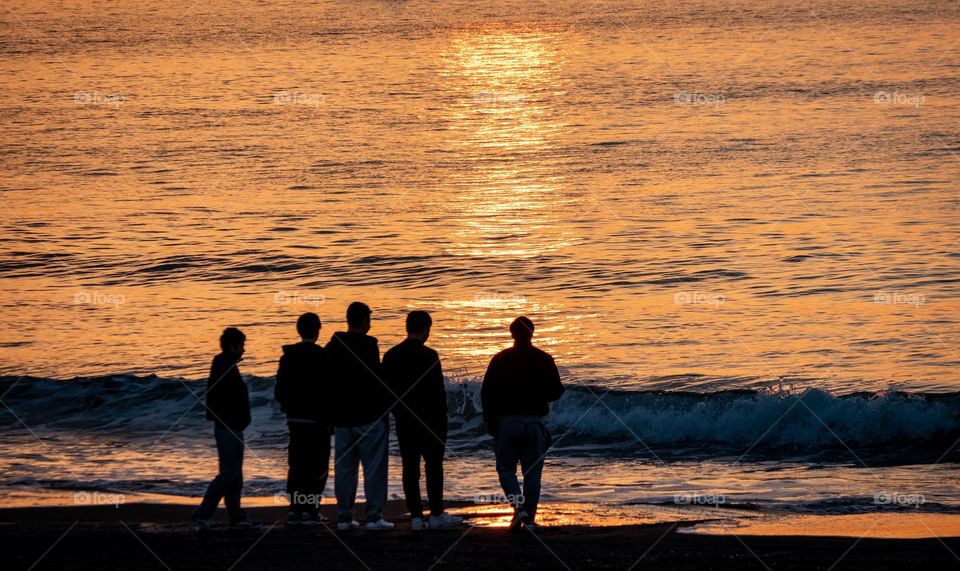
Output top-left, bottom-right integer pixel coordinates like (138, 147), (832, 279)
(428, 512), (464, 529)
(337, 520), (360, 531)
(410, 517), (427, 531)
(365, 518), (395, 531)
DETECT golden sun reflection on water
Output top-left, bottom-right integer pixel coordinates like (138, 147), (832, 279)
(437, 28), (577, 259)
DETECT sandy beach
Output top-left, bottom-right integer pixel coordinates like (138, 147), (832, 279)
(2, 501), (958, 570)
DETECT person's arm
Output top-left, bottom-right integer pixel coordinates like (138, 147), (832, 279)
(369, 340), (391, 422)
(234, 363), (251, 430)
(206, 356), (225, 421)
(543, 354), (565, 402)
(480, 356), (500, 435)
(381, 350), (399, 416)
(274, 354), (288, 410)
(317, 348), (335, 433)
(431, 351), (447, 417)
(208, 355), (242, 427)
(323, 337), (344, 391)
(370, 341), (383, 385)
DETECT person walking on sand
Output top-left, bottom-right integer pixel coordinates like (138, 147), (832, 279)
(275, 312), (332, 526)
(383, 310), (463, 531)
(192, 327), (261, 530)
(481, 316), (564, 531)
(325, 302), (395, 531)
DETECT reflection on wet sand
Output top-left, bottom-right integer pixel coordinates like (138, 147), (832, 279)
(686, 512), (960, 539)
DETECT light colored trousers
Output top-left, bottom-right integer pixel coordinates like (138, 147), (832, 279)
(494, 415), (551, 520)
(334, 419), (389, 522)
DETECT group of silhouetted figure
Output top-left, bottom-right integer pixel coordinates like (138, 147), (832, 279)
(191, 302), (565, 532)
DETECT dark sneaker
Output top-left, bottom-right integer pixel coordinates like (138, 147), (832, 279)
(298, 513), (329, 526)
(509, 510), (529, 532)
(193, 517), (217, 531)
(229, 519), (264, 530)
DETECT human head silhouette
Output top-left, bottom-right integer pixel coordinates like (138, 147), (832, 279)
(509, 316), (534, 345)
(296, 312), (321, 341)
(406, 310), (432, 341)
(346, 301), (372, 334)
(220, 327), (246, 356)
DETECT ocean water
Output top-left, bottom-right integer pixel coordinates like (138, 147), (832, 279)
(1, 374), (959, 522)
(0, 0), (958, 524)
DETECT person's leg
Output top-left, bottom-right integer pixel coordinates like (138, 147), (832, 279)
(494, 419), (524, 510)
(314, 425), (331, 515)
(359, 419), (389, 521)
(195, 426), (229, 519)
(334, 426), (361, 522)
(195, 425), (244, 520)
(300, 423), (324, 516)
(287, 423), (307, 514)
(518, 420), (551, 521)
(423, 421), (447, 517)
(222, 428), (246, 522)
(397, 421), (425, 519)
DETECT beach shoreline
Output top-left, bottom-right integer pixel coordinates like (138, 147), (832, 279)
(1, 502), (957, 570)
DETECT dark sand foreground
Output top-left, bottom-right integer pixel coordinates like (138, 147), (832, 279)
(1, 501), (957, 570)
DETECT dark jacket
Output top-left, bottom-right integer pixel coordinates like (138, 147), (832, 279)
(275, 341), (330, 424)
(206, 351), (251, 430)
(383, 338), (447, 427)
(324, 331), (390, 427)
(480, 342), (564, 424)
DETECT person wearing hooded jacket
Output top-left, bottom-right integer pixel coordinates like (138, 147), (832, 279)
(275, 312), (331, 525)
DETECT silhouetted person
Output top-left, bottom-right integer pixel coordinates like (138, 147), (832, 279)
(276, 312), (331, 525)
(325, 302), (394, 531)
(383, 311), (463, 530)
(192, 327), (261, 529)
(481, 316), (564, 530)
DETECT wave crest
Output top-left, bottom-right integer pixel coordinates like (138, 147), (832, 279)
(1, 375), (957, 461)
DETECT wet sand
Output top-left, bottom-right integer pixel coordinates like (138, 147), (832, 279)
(1, 502), (957, 570)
